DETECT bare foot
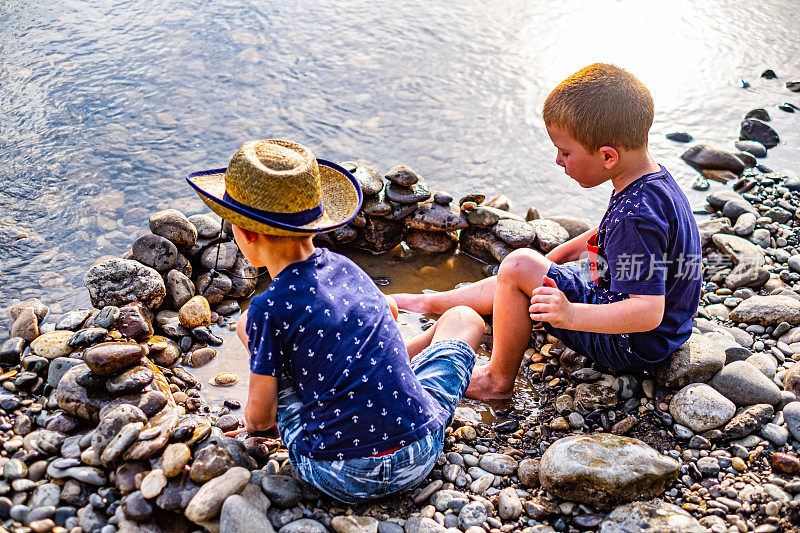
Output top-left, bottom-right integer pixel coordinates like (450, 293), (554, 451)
(391, 293), (430, 313)
(465, 365), (515, 400)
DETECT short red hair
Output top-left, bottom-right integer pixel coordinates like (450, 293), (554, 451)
(543, 64), (654, 152)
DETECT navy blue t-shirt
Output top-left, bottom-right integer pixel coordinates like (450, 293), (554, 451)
(246, 248), (448, 460)
(593, 165), (701, 363)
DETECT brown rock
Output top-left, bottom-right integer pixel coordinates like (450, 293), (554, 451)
(405, 230), (458, 253)
(84, 342), (147, 376)
(179, 296), (211, 329)
(772, 452), (800, 474)
(405, 202), (468, 232)
(118, 302), (154, 341)
(10, 308), (39, 342)
(783, 362), (800, 397)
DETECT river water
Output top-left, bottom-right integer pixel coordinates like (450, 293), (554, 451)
(1, 1), (799, 407)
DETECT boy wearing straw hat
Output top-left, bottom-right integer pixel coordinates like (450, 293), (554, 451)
(393, 64), (702, 399)
(187, 139), (485, 503)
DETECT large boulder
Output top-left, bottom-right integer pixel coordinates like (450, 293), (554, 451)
(599, 500), (704, 533)
(539, 434), (679, 510)
(84, 259), (166, 309)
(653, 335), (726, 388)
(729, 295), (800, 326)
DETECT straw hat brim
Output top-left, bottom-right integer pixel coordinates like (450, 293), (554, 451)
(186, 159), (362, 236)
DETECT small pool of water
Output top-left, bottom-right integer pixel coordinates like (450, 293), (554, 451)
(192, 246), (540, 422)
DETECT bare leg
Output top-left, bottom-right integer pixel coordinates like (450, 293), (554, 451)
(392, 276), (498, 315)
(466, 249), (551, 400)
(405, 306), (485, 358)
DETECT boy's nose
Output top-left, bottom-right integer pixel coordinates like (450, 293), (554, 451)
(555, 153), (565, 168)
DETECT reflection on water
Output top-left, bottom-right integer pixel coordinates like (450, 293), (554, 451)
(1, 0), (799, 314)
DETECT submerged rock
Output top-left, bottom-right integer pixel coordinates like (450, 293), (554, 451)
(739, 119), (780, 149)
(405, 230), (458, 253)
(539, 434), (679, 510)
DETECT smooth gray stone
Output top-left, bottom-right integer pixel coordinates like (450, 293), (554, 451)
(261, 475), (302, 508)
(760, 423), (789, 446)
(709, 361), (781, 406)
(47, 358), (84, 388)
(783, 402), (800, 442)
(669, 384), (735, 433)
(406, 516), (447, 533)
(278, 519), (328, 533)
(458, 501), (488, 529)
(27, 483), (61, 508)
(540, 434), (679, 510)
(220, 494), (275, 533)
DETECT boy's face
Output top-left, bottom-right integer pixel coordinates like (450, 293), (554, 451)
(545, 125), (611, 188)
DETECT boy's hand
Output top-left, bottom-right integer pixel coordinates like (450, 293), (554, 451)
(529, 276), (575, 329)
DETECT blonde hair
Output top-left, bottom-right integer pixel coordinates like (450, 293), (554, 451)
(543, 63), (654, 152)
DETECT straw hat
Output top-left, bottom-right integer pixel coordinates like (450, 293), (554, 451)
(186, 139), (362, 236)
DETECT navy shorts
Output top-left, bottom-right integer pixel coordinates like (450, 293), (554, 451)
(542, 263), (655, 371)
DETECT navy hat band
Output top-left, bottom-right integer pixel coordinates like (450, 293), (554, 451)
(222, 191), (324, 226)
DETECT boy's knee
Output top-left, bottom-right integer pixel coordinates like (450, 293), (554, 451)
(498, 248), (548, 281)
(441, 306), (485, 333)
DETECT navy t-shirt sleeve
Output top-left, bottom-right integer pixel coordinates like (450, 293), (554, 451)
(605, 216), (668, 296)
(246, 305), (280, 377)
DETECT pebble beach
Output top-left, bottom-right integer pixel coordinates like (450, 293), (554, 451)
(2, 74), (800, 533)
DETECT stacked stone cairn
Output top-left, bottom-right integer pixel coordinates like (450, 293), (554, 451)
(2, 99), (800, 531)
(326, 163), (589, 268)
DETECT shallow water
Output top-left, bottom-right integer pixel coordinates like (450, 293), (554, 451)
(194, 247), (540, 421)
(1, 0), (799, 315)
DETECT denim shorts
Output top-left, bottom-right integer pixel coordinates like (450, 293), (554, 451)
(276, 339), (476, 504)
(543, 262), (652, 371)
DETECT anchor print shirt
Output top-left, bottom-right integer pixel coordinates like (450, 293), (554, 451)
(246, 247), (448, 460)
(593, 165), (701, 363)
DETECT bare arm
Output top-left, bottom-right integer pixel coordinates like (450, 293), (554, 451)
(545, 226), (598, 264)
(244, 373), (278, 432)
(230, 308), (278, 433)
(530, 276), (665, 334)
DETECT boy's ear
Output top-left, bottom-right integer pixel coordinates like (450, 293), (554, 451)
(233, 224), (259, 245)
(598, 146), (619, 169)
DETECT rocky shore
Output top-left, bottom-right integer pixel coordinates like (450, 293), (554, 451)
(2, 89), (800, 532)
